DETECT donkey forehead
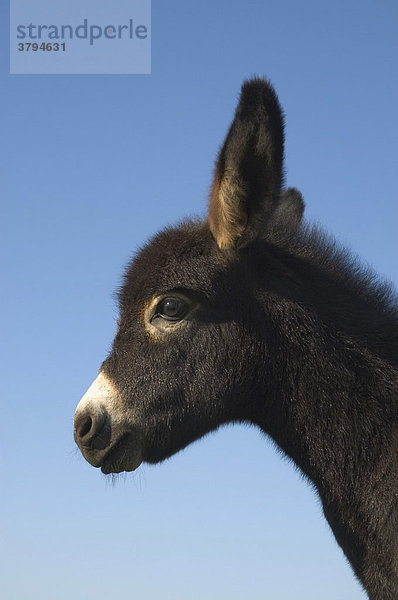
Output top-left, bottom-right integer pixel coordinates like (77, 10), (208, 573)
(119, 221), (230, 306)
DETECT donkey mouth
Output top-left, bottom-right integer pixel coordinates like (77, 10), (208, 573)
(99, 431), (143, 475)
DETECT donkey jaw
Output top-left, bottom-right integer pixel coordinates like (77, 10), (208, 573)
(73, 371), (144, 474)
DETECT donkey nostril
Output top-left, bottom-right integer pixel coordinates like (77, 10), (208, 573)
(74, 410), (111, 451)
(79, 416), (93, 439)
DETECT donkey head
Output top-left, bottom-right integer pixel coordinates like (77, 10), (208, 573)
(73, 79), (304, 474)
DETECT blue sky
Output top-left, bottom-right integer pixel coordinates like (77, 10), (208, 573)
(1, 1), (397, 599)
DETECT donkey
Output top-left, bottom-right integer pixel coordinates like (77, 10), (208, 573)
(74, 78), (398, 599)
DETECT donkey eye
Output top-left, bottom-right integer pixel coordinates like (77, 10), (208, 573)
(153, 297), (188, 322)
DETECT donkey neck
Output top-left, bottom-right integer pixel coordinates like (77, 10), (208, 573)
(257, 231), (398, 368)
(250, 240), (398, 597)
(252, 237), (398, 487)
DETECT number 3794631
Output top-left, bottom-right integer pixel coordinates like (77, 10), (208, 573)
(18, 42), (66, 51)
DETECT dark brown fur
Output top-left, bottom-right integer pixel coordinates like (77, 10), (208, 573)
(74, 78), (398, 599)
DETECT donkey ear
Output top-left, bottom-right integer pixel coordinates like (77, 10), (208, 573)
(268, 187), (305, 231)
(208, 78), (285, 250)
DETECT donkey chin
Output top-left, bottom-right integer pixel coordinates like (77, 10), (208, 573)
(73, 372), (143, 474)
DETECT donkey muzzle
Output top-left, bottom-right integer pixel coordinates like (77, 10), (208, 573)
(74, 372), (143, 474)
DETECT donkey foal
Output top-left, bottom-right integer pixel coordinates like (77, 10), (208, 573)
(74, 78), (398, 599)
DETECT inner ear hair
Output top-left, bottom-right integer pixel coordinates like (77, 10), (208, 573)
(208, 169), (248, 250)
